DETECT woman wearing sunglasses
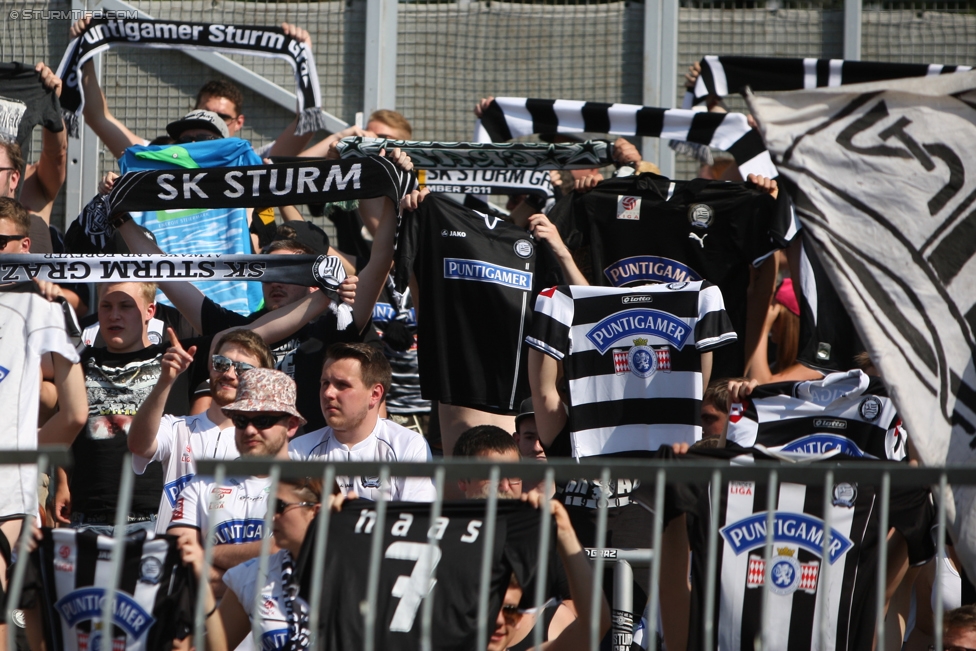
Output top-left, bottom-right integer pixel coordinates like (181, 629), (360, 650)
(177, 478), (352, 651)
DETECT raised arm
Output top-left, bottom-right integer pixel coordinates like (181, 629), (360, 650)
(70, 18), (143, 159)
(527, 213), (588, 286)
(127, 329), (197, 459)
(36, 351), (87, 446)
(528, 349), (567, 448)
(19, 62), (67, 222)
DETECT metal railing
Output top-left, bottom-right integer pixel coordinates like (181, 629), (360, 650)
(3, 449), (969, 650)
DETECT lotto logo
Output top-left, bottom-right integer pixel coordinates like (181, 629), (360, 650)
(616, 196), (641, 220)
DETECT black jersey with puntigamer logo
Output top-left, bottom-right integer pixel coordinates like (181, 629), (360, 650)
(32, 528), (193, 651)
(296, 500), (545, 651)
(659, 447), (934, 651)
(727, 369), (908, 460)
(394, 194), (555, 412)
(525, 281), (737, 457)
(547, 173), (798, 377)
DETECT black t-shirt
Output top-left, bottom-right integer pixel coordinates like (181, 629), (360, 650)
(394, 194), (556, 413)
(296, 500), (546, 651)
(71, 339), (207, 519)
(657, 447), (934, 651)
(0, 62), (63, 153)
(795, 234), (865, 373)
(200, 296), (376, 431)
(548, 173), (797, 379)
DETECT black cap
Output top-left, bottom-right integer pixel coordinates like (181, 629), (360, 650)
(514, 397), (535, 428)
(275, 220), (330, 256)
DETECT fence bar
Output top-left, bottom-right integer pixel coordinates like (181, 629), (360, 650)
(590, 468), (612, 651)
(613, 560), (634, 650)
(363, 465), (391, 651)
(195, 462), (227, 643)
(475, 466), (501, 651)
(645, 468), (666, 651)
(252, 465), (281, 645)
(420, 466), (446, 651)
(99, 455), (136, 646)
(308, 465), (337, 649)
(703, 469), (722, 651)
(934, 472), (948, 651)
(532, 469), (555, 650)
(817, 471), (834, 650)
(760, 470), (779, 650)
(363, 0), (399, 116)
(844, 0), (862, 61)
(4, 454), (47, 651)
(874, 471), (891, 651)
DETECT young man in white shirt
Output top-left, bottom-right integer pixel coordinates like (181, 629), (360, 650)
(168, 367), (305, 596)
(127, 329), (274, 533)
(289, 342), (435, 501)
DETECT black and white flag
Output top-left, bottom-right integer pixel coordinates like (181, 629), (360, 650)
(473, 96), (777, 179)
(691, 55), (973, 106)
(56, 18), (326, 137)
(748, 71), (976, 578)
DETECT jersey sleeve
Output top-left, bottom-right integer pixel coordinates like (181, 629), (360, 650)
(131, 414), (179, 475)
(398, 435), (436, 502)
(200, 296), (251, 336)
(694, 282), (737, 351)
(168, 476), (205, 531)
(27, 299), (80, 363)
(221, 557), (257, 605)
(525, 286), (574, 361)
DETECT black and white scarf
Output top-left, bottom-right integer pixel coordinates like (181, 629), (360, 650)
(473, 97), (776, 179)
(279, 551), (310, 651)
(108, 155), (413, 216)
(335, 136), (612, 170)
(688, 55), (973, 106)
(56, 18), (326, 137)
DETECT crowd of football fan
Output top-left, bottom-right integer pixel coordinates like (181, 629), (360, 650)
(2, 16), (975, 651)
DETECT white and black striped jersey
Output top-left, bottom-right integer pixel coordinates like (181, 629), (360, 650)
(33, 528), (193, 651)
(726, 370), (908, 460)
(669, 448), (934, 651)
(296, 500), (546, 651)
(394, 194), (556, 412)
(526, 282), (737, 457)
(546, 173), (798, 378)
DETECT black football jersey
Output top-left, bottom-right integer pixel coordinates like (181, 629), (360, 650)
(297, 500), (546, 651)
(395, 194), (555, 412)
(32, 528), (193, 651)
(548, 173), (798, 378)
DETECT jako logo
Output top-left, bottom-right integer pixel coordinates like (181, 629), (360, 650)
(440, 230), (466, 237)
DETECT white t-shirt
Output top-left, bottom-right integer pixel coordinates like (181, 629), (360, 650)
(222, 550), (295, 651)
(131, 412), (239, 533)
(289, 418), (436, 502)
(168, 475), (272, 545)
(0, 286), (80, 518)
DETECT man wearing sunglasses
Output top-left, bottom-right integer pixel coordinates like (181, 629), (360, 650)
(168, 367), (305, 598)
(127, 328), (274, 534)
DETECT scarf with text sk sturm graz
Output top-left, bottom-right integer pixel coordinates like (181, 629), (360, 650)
(56, 18), (325, 137)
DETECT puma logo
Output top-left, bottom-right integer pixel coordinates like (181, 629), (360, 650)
(688, 232), (708, 248)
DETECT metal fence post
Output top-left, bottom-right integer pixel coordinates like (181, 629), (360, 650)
(844, 0), (862, 61)
(364, 0), (399, 116)
(642, 0), (677, 178)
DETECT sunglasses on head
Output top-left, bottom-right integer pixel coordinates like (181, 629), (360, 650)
(0, 234), (27, 248)
(178, 134), (220, 144)
(274, 499), (317, 516)
(212, 355), (255, 375)
(231, 413), (289, 430)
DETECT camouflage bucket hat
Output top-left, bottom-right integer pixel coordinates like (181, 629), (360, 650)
(221, 368), (306, 425)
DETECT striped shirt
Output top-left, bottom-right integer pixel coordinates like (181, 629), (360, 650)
(727, 370), (908, 460)
(526, 281), (736, 457)
(34, 528), (193, 651)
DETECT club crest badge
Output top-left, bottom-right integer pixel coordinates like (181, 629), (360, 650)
(627, 338), (657, 378)
(747, 548), (820, 596)
(859, 396), (882, 421)
(832, 482), (858, 508)
(360, 476), (382, 489)
(513, 239), (534, 258)
(688, 203), (714, 229)
(139, 556), (163, 584)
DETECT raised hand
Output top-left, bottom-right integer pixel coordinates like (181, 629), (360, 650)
(160, 327), (197, 384)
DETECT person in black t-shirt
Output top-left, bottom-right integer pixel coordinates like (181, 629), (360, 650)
(55, 281), (209, 535)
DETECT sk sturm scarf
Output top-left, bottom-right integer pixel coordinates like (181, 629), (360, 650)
(56, 18), (325, 137)
(474, 97), (776, 179)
